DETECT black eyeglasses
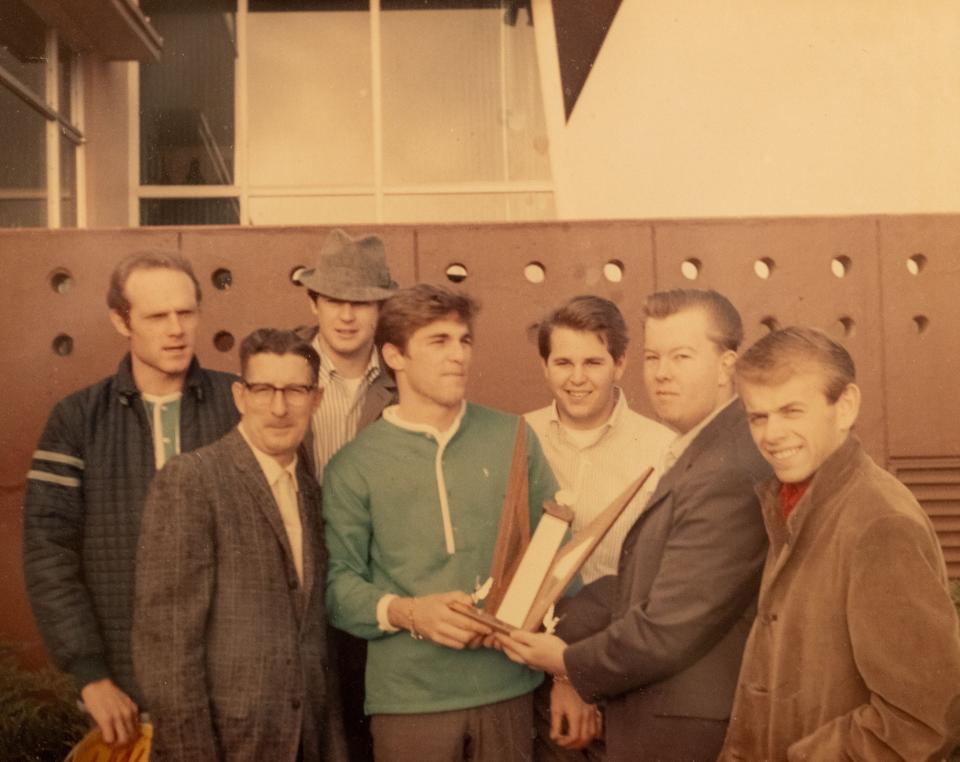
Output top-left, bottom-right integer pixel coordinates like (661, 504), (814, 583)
(242, 381), (316, 407)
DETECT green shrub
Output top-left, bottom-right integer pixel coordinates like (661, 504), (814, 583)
(0, 642), (87, 762)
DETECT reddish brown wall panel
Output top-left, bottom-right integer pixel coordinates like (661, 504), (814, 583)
(1, 215), (957, 663)
(653, 217), (886, 465)
(176, 226), (419, 375)
(1, 229), (180, 482)
(878, 216), (960, 457)
(416, 222), (657, 418)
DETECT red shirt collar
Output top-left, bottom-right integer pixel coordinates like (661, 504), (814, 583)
(778, 479), (812, 520)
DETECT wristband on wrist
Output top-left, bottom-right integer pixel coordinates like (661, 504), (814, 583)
(552, 672), (571, 685)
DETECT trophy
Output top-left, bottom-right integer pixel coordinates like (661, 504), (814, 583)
(451, 421), (653, 633)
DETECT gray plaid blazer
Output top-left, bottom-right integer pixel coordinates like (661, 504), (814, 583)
(132, 428), (346, 762)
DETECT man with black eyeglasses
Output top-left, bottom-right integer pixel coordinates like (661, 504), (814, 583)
(133, 328), (346, 762)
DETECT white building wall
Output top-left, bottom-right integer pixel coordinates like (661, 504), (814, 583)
(535, 1), (960, 220)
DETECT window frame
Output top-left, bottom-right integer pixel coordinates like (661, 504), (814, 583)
(133, 0), (554, 226)
(0, 27), (85, 228)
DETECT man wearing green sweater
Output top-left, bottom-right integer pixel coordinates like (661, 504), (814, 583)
(324, 284), (557, 762)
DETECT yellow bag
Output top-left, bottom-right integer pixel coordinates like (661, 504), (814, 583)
(64, 722), (152, 762)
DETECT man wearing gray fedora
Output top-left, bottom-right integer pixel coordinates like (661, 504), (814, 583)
(295, 228), (399, 762)
(295, 228), (399, 484)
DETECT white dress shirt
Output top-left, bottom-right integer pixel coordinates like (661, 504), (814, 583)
(525, 389), (676, 582)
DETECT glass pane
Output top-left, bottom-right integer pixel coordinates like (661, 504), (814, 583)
(140, 198), (240, 225)
(0, 84), (46, 227)
(140, 1), (237, 185)
(60, 131), (76, 226)
(58, 43), (72, 119)
(0, 199), (45, 226)
(248, 195), (376, 225)
(503, 17), (551, 182)
(381, 5), (504, 185)
(0, 37), (47, 102)
(247, 11), (373, 188)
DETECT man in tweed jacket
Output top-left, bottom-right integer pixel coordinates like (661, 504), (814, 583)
(23, 252), (238, 746)
(133, 329), (345, 761)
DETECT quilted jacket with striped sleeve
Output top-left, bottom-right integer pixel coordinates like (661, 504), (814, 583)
(23, 354), (239, 702)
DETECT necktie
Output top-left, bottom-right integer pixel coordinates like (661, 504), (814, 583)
(275, 470), (304, 585)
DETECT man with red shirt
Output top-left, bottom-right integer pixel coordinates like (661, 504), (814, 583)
(721, 326), (960, 761)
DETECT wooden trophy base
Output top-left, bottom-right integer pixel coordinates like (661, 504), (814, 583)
(449, 601), (516, 635)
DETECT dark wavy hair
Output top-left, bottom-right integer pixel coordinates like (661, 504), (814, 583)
(537, 295), (628, 362)
(239, 328), (321, 385)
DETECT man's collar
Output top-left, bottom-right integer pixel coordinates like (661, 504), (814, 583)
(383, 400), (468, 441)
(238, 422), (299, 488)
(311, 336), (380, 382)
(116, 353), (202, 399)
(668, 394), (738, 460)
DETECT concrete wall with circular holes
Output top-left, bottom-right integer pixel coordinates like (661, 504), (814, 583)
(1, 215), (957, 664)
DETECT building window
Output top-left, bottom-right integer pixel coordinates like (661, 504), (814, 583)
(137, 0), (552, 226)
(0, 1), (83, 228)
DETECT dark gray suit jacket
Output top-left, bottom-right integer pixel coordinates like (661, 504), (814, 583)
(133, 428), (346, 762)
(561, 400), (771, 761)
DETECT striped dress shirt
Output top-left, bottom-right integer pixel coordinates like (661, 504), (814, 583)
(309, 340), (382, 483)
(525, 390), (676, 582)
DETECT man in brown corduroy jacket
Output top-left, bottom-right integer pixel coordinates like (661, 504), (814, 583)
(720, 326), (960, 762)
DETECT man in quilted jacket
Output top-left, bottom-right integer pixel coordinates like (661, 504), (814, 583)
(23, 251), (238, 746)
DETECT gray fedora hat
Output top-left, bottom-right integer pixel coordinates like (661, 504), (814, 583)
(296, 228), (398, 301)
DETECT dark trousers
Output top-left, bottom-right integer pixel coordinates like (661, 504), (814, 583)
(335, 628), (373, 762)
(371, 692), (535, 762)
(532, 680), (605, 762)
(607, 714), (728, 762)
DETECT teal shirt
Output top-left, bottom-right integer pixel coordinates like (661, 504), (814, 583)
(323, 403), (558, 714)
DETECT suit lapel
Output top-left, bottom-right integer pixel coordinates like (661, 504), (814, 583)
(297, 463), (320, 620)
(633, 399), (745, 526)
(225, 429), (299, 580)
(359, 375), (396, 430)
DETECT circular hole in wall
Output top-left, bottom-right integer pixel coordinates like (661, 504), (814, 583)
(52, 334), (74, 356)
(524, 262), (546, 284)
(445, 263), (468, 283)
(290, 265), (307, 285)
(836, 316), (856, 338)
(760, 316), (780, 333)
(753, 258), (775, 280)
(912, 315), (929, 334)
(211, 268), (233, 291)
(830, 256), (852, 279)
(50, 269), (74, 294)
(906, 254), (927, 276)
(603, 260), (624, 283)
(213, 330), (235, 352)
(680, 258), (701, 280)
